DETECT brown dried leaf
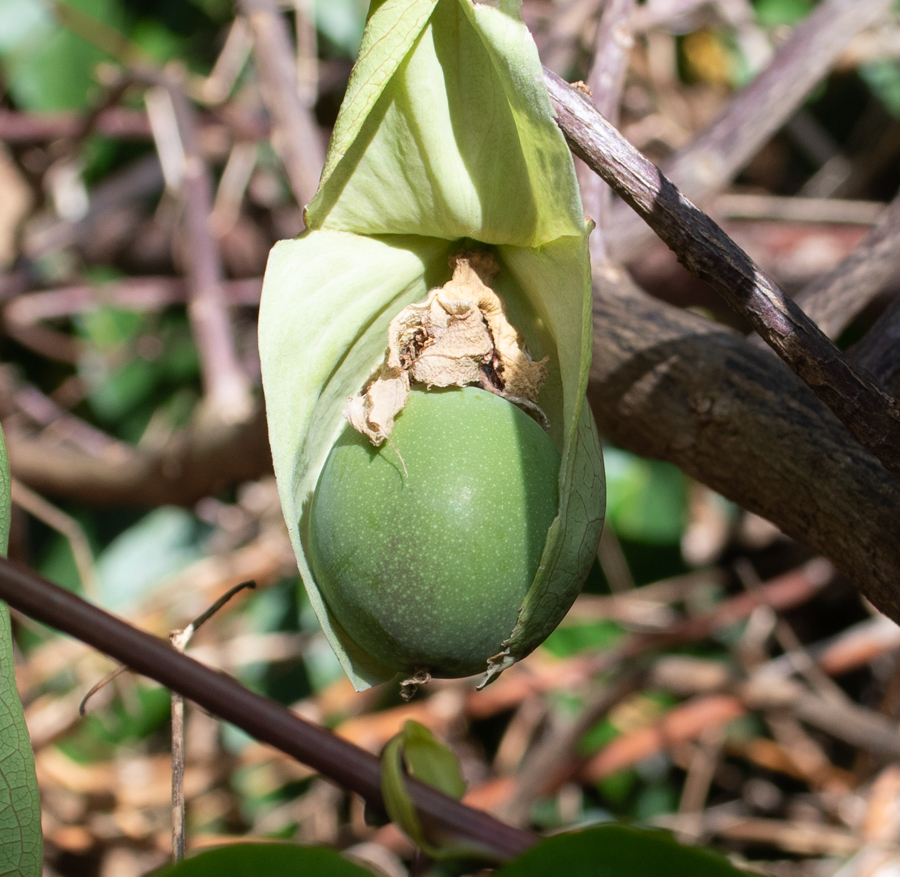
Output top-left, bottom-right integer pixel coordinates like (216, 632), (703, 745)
(408, 296), (492, 388)
(346, 251), (548, 445)
(346, 367), (410, 445)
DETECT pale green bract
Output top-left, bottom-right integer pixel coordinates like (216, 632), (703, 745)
(259, 0), (605, 690)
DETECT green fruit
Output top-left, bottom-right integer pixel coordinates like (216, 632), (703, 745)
(308, 386), (560, 678)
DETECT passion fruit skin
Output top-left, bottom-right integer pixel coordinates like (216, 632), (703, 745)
(308, 386), (560, 678)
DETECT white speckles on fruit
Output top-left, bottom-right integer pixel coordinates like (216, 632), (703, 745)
(308, 387), (560, 678)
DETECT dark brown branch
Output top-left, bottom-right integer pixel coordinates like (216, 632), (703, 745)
(0, 557), (535, 862)
(587, 272), (900, 622)
(238, 0), (324, 208)
(546, 68), (900, 484)
(608, 0), (894, 261)
(794, 189), (900, 339)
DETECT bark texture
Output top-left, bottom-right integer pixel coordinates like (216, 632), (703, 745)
(589, 271), (900, 621)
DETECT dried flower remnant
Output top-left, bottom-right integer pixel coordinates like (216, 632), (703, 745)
(346, 251), (549, 445)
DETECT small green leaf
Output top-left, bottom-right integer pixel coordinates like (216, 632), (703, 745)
(95, 507), (204, 610)
(604, 448), (688, 545)
(0, 0), (125, 111)
(0, 426), (42, 877)
(860, 59), (900, 118)
(381, 721), (489, 861)
(495, 825), (748, 877)
(315, 0), (369, 57)
(381, 727), (427, 851)
(399, 721), (466, 799)
(754, 0), (812, 28)
(151, 842), (378, 876)
(542, 619), (624, 659)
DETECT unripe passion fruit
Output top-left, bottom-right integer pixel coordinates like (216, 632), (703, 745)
(309, 386), (560, 678)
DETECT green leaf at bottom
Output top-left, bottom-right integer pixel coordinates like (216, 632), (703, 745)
(495, 825), (748, 877)
(0, 426), (42, 877)
(151, 843), (378, 876)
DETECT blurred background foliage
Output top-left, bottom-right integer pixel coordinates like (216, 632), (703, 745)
(1, 0), (900, 875)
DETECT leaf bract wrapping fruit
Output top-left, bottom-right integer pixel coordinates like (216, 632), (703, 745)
(259, 0), (605, 690)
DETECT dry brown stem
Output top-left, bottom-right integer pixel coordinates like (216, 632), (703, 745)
(237, 0), (324, 208)
(576, 0), (636, 264)
(155, 75), (253, 424)
(6, 403), (271, 507)
(794, 188), (900, 339)
(851, 296), (900, 398)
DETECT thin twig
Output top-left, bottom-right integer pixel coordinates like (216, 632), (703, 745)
(0, 558), (536, 862)
(741, 675), (900, 760)
(171, 685), (186, 862)
(541, 0), (604, 76)
(4, 277), (261, 325)
(794, 188), (900, 339)
(50, 0), (146, 66)
(0, 107), (153, 141)
(676, 725), (725, 843)
(631, 0), (713, 33)
(238, 0), (324, 208)
(0, 106), (267, 145)
(172, 580), (256, 649)
(545, 68), (900, 485)
(577, 0), (636, 264)
(9, 381), (125, 458)
(649, 648), (900, 764)
(293, 0), (318, 108)
(616, 560), (833, 666)
(10, 479), (99, 600)
(168, 581), (254, 862)
(586, 0), (637, 121)
(200, 17), (253, 105)
(5, 403), (271, 506)
(732, 558), (848, 704)
(851, 296), (900, 398)
(498, 669), (648, 825)
(144, 70), (253, 424)
(596, 524), (635, 593)
(78, 665), (128, 716)
(713, 193), (884, 226)
(211, 141), (258, 235)
(581, 694), (746, 781)
(608, 0), (894, 261)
